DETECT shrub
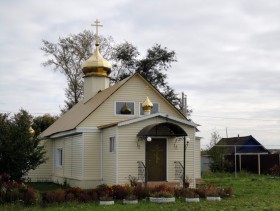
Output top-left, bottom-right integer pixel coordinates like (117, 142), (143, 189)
(0, 173), (11, 182)
(21, 187), (38, 205)
(112, 184), (127, 199)
(125, 194), (138, 200)
(219, 186), (233, 198)
(4, 189), (21, 203)
(54, 189), (65, 203)
(195, 186), (207, 198)
(43, 191), (56, 204)
(270, 164), (280, 176)
(205, 184), (219, 197)
(91, 189), (99, 201)
(174, 188), (184, 198)
(181, 188), (199, 198)
(86, 189), (99, 201)
(65, 193), (76, 202)
(78, 191), (91, 203)
(96, 184), (113, 198)
(0, 173), (39, 205)
(133, 185), (150, 199)
(65, 187), (82, 198)
(151, 191), (174, 198)
(99, 195), (113, 201)
(150, 184), (174, 195)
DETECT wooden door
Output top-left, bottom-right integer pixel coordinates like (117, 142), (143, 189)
(146, 138), (167, 181)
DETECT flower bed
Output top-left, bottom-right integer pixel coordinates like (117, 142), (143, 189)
(206, 196), (221, 201)
(185, 197), (200, 202)
(100, 200), (114, 205)
(0, 173), (233, 206)
(123, 199), (138, 204)
(150, 197), (175, 203)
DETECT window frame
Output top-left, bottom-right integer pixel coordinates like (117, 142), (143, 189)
(56, 148), (63, 167)
(109, 137), (115, 153)
(115, 101), (135, 116)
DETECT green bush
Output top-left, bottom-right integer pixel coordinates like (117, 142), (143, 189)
(151, 191), (174, 198)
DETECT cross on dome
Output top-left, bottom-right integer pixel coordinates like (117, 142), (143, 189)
(91, 19), (103, 46)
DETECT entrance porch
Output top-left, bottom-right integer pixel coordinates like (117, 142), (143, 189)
(137, 122), (189, 186)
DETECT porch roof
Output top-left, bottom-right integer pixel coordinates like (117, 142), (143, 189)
(137, 122), (188, 137)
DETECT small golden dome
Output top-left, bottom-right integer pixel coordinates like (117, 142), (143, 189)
(82, 46), (112, 77)
(121, 103), (132, 114)
(29, 126), (35, 137)
(142, 96), (153, 112)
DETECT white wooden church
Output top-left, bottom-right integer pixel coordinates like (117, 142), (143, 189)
(28, 21), (201, 189)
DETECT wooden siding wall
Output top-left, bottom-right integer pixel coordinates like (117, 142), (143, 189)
(83, 133), (101, 180)
(195, 138), (201, 179)
(78, 75), (183, 128)
(26, 140), (53, 181)
(53, 135), (83, 180)
(102, 127), (117, 184)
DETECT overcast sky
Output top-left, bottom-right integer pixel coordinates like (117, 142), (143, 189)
(1, 0), (280, 148)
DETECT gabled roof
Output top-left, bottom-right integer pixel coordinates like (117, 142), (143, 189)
(41, 76), (131, 137)
(214, 135), (270, 154)
(42, 73), (196, 138)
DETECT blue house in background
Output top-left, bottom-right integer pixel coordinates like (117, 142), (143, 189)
(216, 135), (270, 155)
(208, 135), (274, 175)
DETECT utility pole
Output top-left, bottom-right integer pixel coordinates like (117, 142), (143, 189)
(181, 92), (187, 117)
(226, 127), (228, 138)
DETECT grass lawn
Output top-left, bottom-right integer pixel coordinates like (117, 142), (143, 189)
(1, 172), (280, 211)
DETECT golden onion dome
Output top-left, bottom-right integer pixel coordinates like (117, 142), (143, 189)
(82, 46), (112, 77)
(29, 126), (35, 138)
(142, 96), (153, 112)
(121, 103), (132, 114)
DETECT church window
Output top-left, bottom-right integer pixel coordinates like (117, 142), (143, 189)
(56, 148), (63, 167)
(109, 137), (115, 153)
(140, 102), (159, 115)
(115, 102), (134, 115)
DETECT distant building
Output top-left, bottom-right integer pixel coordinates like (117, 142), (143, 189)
(205, 135), (279, 175)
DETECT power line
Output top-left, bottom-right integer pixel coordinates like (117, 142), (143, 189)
(192, 114), (280, 122)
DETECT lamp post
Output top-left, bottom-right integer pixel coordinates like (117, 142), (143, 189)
(183, 136), (190, 188)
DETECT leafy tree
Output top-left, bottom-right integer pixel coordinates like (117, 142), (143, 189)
(41, 30), (190, 114)
(32, 114), (58, 137)
(41, 30), (115, 112)
(207, 130), (232, 172)
(0, 110), (46, 181)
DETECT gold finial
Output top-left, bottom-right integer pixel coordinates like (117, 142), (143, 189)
(142, 96), (153, 115)
(29, 126), (35, 138)
(91, 19), (103, 47)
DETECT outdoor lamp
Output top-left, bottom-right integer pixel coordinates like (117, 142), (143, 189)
(147, 136), (152, 142)
(186, 137), (190, 145)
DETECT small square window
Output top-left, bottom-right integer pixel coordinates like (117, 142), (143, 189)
(110, 137), (115, 153)
(116, 102), (134, 115)
(56, 148), (63, 167)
